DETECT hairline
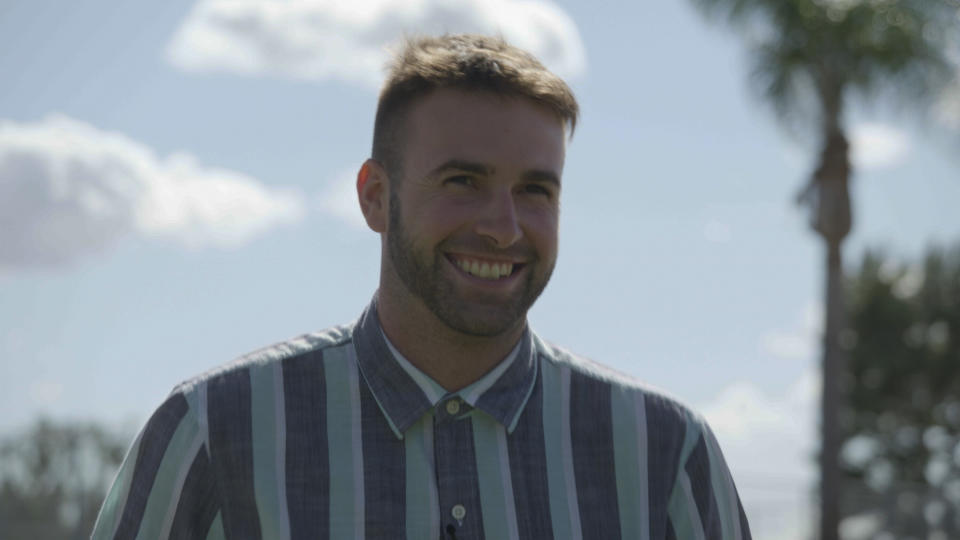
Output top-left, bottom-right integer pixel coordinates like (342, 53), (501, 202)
(377, 87), (570, 192)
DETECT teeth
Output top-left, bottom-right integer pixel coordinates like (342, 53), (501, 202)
(455, 258), (514, 280)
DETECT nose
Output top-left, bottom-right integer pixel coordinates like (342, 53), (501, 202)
(474, 190), (522, 247)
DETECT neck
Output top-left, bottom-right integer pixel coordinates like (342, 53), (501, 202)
(374, 287), (525, 392)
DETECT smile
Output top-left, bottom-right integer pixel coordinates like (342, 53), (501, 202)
(447, 254), (520, 280)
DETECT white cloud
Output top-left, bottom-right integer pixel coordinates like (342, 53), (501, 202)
(166, 0), (586, 87)
(702, 370), (819, 540)
(714, 301), (825, 538)
(317, 167), (368, 230)
(29, 380), (64, 407)
(703, 219), (732, 243)
(0, 115), (304, 268)
(760, 301), (822, 361)
(850, 123), (911, 171)
(760, 331), (814, 361)
(935, 78), (960, 130)
(780, 122), (911, 175)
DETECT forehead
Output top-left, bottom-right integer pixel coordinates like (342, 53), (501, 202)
(399, 88), (566, 177)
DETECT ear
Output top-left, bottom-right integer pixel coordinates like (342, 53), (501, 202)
(357, 158), (389, 233)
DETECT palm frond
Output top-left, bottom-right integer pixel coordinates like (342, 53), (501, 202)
(689, 0), (959, 133)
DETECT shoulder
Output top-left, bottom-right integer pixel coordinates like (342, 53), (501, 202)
(533, 333), (704, 431)
(170, 322), (356, 399)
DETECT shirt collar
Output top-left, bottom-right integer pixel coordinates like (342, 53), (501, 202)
(352, 298), (539, 439)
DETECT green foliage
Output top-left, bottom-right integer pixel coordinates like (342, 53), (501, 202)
(841, 245), (960, 535)
(688, 0), (960, 536)
(689, 0), (958, 133)
(0, 419), (129, 540)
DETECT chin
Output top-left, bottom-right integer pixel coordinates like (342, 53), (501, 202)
(432, 304), (527, 338)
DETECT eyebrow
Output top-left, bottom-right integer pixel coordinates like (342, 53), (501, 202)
(428, 159), (493, 178)
(429, 159), (561, 186)
(522, 169), (561, 187)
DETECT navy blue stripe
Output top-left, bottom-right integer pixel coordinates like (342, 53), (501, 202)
(665, 516), (677, 540)
(434, 415), (484, 540)
(738, 494), (752, 539)
(283, 350), (329, 540)
(359, 379), (406, 537)
(113, 393), (189, 540)
(169, 447), (220, 539)
(506, 364), (553, 539)
(474, 329), (534, 427)
(569, 370), (621, 540)
(645, 394), (687, 540)
(353, 303), (432, 433)
(685, 434), (721, 538)
(207, 368), (262, 539)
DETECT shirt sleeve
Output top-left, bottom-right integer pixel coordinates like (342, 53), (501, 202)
(91, 389), (219, 540)
(666, 413), (752, 540)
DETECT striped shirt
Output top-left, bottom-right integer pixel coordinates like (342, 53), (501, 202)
(92, 301), (751, 539)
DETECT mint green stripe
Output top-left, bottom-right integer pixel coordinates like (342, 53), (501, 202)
(679, 412), (701, 464)
(612, 387), (647, 539)
(134, 408), (201, 540)
(540, 362), (572, 539)
(666, 412), (707, 540)
(668, 471), (706, 540)
(404, 415), (436, 539)
(250, 361), (288, 538)
(324, 344), (359, 536)
(471, 412), (511, 539)
(91, 433), (143, 539)
(205, 511), (225, 540)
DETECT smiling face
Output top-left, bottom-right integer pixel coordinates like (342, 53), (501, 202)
(383, 89), (566, 337)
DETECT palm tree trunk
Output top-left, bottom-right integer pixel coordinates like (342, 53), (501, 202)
(804, 97), (850, 538)
(820, 239), (846, 540)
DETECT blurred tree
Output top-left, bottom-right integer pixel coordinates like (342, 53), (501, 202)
(841, 245), (960, 537)
(687, 0), (959, 537)
(0, 419), (128, 540)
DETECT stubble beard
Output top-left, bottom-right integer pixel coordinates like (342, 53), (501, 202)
(386, 193), (553, 337)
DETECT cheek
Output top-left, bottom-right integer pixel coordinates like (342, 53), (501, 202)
(409, 203), (471, 241)
(521, 207), (559, 251)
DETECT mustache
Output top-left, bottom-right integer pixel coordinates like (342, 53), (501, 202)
(438, 237), (539, 261)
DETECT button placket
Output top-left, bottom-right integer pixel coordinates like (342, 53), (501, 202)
(433, 409), (484, 539)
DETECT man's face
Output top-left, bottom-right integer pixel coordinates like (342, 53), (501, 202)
(384, 88), (565, 337)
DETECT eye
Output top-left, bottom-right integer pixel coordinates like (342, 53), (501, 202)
(522, 183), (554, 198)
(443, 175), (475, 187)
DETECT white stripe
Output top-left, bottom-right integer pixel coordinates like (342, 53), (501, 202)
(273, 361), (291, 540)
(560, 368), (583, 540)
(157, 430), (204, 539)
(678, 470), (707, 540)
(381, 328), (446, 404)
(348, 354), (365, 540)
(461, 342), (521, 405)
(634, 393), (650, 540)
(496, 425), (521, 540)
(104, 432), (144, 538)
(424, 413), (440, 532)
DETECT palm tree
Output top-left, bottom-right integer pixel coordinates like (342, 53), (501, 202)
(687, 0), (957, 538)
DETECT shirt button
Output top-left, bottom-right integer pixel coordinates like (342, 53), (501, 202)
(451, 504), (466, 521)
(445, 399), (461, 415)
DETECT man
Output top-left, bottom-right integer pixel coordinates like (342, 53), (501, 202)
(93, 34), (751, 539)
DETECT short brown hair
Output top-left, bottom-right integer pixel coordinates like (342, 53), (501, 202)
(372, 34), (579, 180)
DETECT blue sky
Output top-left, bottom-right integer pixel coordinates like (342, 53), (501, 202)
(2, 1), (958, 537)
